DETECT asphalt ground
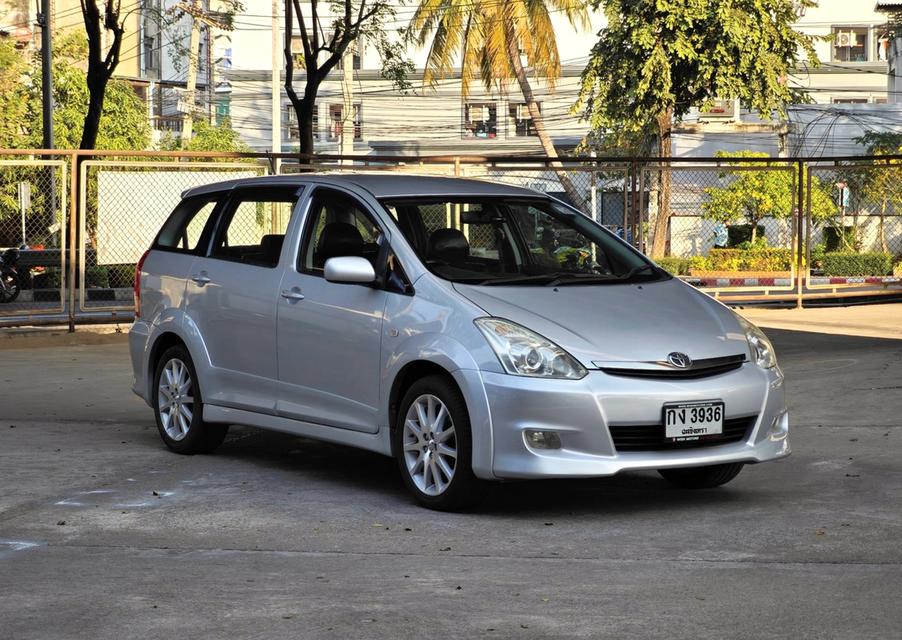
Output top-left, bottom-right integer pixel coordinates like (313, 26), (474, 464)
(0, 325), (900, 639)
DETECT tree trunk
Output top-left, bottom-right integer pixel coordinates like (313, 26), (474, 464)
(296, 93), (316, 158)
(649, 107), (673, 258)
(505, 29), (586, 213)
(80, 83), (106, 150)
(880, 197), (888, 253)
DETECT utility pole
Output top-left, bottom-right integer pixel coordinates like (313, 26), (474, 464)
(271, 0), (281, 163)
(181, 1), (202, 144)
(206, 11), (214, 124)
(38, 0), (53, 149)
(340, 48), (354, 163)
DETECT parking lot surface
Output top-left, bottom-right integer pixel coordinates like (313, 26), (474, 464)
(1, 324), (900, 639)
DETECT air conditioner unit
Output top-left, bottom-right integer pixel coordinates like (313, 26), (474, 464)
(836, 31), (858, 47)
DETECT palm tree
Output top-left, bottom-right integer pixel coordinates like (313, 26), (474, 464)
(409, 0), (590, 210)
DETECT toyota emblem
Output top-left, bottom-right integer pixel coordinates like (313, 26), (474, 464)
(667, 352), (692, 368)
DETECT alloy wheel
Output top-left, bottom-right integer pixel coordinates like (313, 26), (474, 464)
(402, 394), (458, 496)
(158, 358), (195, 441)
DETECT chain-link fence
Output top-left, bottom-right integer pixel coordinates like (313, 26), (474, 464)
(806, 163), (902, 288)
(78, 160), (267, 312)
(637, 163), (799, 291)
(2, 150), (902, 327)
(0, 159), (68, 318)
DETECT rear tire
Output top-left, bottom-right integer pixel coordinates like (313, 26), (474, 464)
(393, 375), (484, 511)
(152, 345), (228, 454)
(658, 463), (744, 489)
(0, 271), (20, 303)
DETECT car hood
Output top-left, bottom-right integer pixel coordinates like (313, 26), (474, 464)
(453, 278), (749, 368)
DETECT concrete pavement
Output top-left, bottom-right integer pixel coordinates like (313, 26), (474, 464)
(0, 325), (901, 639)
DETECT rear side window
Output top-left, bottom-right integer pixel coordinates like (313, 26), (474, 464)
(210, 187), (300, 268)
(155, 196), (220, 253)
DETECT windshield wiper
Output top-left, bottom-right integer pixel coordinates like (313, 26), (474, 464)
(544, 273), (621, 287)
(479, 274), (562, 286)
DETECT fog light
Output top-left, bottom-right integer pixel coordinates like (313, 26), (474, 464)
(524, 430), (562, 450)
(768, 411), (789, 442)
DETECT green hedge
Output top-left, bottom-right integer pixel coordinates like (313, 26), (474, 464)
(703, 248), (793, 272)
(822, 252), (893, 277)
(656, 256), (691, 275)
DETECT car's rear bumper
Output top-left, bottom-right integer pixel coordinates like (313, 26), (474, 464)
(128, 319), (152, 404)
(465, 364), (789, 480)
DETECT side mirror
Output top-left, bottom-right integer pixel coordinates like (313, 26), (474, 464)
(323, 256), (376, 284)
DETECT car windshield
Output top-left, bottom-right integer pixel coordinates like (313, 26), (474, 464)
(381, 197), (666, 286)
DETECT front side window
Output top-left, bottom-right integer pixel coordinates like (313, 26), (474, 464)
(155, 196), (220, 253)
(299, 189), (383, 273)
(209, 188), (299, 268)
(382, 197), (664, 286)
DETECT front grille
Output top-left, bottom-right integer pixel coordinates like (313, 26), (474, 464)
(600, 354), (746, 380)
(608, 415), (757, 452)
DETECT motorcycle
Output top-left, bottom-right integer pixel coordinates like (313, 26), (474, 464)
(0, 247), (21, 303)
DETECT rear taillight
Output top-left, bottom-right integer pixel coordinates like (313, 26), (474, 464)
(134, 249), (150, 318)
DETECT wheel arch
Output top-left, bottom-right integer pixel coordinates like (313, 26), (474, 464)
(388, 360), (457, 446)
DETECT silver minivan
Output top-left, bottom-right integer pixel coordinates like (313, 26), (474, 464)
(129, 174), (790, 510)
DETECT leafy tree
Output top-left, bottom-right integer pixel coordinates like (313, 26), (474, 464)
(0, 38), (29, 149)
(847, 132), (902, 252)
(409, 0), (589, 209)
(283, 0), (409, 157)
(702, 151), (834, 244)
(159, 118), (249, 152)
(575, 0), (820, 256)
(25, 33), (150, 150)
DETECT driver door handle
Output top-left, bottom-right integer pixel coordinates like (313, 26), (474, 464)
(191, 273), (211, 285)
(280, 288), (305, 301)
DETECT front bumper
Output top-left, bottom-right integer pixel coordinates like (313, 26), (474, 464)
(467, 363), (789, 480)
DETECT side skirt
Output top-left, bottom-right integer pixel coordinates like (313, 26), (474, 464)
(202, 404), (393, 457)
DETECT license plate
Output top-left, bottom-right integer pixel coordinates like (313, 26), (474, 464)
(664, 402), (724, 440)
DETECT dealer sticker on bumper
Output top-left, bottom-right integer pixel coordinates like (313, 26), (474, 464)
(664, 401), (724, 440)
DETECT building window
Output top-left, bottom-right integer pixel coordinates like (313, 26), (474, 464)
(285, 105), (319, 142)
(215, 98), (230, 125)
(509, 103), (540, 137)
(831, 97), (868, 104)
(463, 103), (497, 138)
(143, 35), (157, 71)
(327, 104), (362, 141)
(832, 26), (869, 62)
(338, 45), (362, 70)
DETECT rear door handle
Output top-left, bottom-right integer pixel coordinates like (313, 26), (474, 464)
(280, 288), (305, 301)
(191, 273), (211, 285)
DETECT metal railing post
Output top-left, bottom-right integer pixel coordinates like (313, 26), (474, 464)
(68, 151), (79, 332)
(796, 159), (805, 309)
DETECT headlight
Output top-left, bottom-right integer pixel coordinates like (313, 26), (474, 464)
(475, 318), (587, 379)
(737, 316), (777, 369)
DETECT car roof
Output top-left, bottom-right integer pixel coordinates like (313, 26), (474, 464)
(181, 172), (545, 200)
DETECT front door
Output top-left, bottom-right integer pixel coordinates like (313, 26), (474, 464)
(184, 186), (301, 414)
(276, 187), (388, 433)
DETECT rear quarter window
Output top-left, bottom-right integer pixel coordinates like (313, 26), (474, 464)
(154, 196), (221, 254)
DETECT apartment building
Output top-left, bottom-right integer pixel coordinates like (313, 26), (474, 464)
(0, 0), (145, 87)
(218, 0), (895, 155)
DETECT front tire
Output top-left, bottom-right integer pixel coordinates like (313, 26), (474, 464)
(658, 463), (744, 488)
(153, 345), (227, 454)
(394, 375), (484, 511)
